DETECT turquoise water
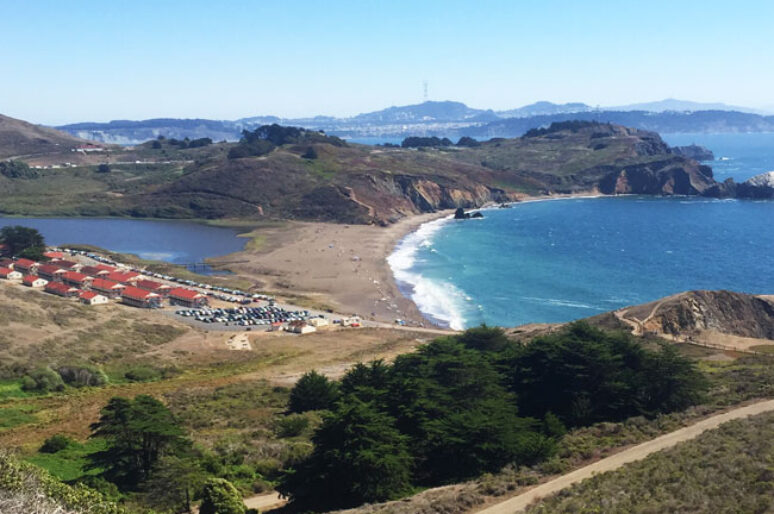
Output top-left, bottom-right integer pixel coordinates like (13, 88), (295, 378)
(391, 134), (774, 329)
(0, 218), (245, 271)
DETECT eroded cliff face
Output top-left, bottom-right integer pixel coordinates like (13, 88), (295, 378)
(341, 173), (516, 224)
(597, 158), (716, 196)
(641, 291), (774, 339)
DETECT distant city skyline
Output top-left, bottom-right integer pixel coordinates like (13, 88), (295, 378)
(2, 0), (773, 125)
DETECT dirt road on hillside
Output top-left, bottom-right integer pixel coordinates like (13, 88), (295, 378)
(474, 398), (774, 514)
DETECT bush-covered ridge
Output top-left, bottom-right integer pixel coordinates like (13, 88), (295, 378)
(278, 322), (707, 511)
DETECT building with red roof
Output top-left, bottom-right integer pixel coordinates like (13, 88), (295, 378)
(14, 258), (38, 274)
(51, 259), (81, 271)
(120, 286), (161, 308)
(135, 279), (171, 295)
(168, 287), (207, 308)
(43, 251), (64, 259)
(90, 278), (126, 298)
(79, 290), (109, 305)
(0, 243), (8, 256)
(23, 275), (47, 288)
(105, 271), (140, 284)
(95, 264), (116, 272)
(61, 271), (92, 288)
(45, 282), (79, 297)
(0, 267), (22, 280)
(80, 265), (111, 277)
(36, 263), (66, 281)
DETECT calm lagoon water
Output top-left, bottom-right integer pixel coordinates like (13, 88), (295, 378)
(390, 134), (774, 329)
(0, 218), (246, 270)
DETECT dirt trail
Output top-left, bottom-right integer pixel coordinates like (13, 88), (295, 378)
(474, 398), (774, 514)
(243, 492), (286, 511)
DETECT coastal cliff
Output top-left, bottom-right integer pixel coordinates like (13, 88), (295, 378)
(0, 115), (758, 223)
(623, 290), (774, 339)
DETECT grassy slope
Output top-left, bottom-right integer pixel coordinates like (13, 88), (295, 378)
(526, 410), (774, 513)
(0, 124), (702, 223)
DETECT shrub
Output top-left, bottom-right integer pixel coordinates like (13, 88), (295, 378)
(123, 366), (162, 382)
(39, 434), (74, 454)
(199, 478), (245, 514)
(96, 164), (111, 173)
(20, 367), (64, 393)
(57, 365), (108, 388)
(288, 370), (339, 413)
(302, 146), (318, 159)
(274, 414), (310, 438)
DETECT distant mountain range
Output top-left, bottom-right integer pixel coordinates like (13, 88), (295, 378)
(55, 99), (774, 145)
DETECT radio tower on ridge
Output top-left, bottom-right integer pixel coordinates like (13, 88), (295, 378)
(423, 80), (429, 102)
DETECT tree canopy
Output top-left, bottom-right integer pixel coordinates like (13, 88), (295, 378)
(288, 370), (339, 413)
(88, 395), (190, 490)
(0, 225), (45, 259)
(279, 323), (707, 510)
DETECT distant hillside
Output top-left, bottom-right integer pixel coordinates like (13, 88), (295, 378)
(0, 114), (89, 159)
(612, 98), (764, 114)
(352, 100), (498, 123)
(464, 110), (774, 139)
(497, 101), (593, 118)
(1, 120), (721, 223)
(55, 100), (774, 144)
(59, 117), (242, 145)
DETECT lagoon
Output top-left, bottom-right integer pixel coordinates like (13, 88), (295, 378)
(0, 218), (246, 270)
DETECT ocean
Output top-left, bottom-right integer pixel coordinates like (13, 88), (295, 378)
(389, 133), (774, 329)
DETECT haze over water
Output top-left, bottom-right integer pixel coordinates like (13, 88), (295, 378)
(391, 134), (774, 329)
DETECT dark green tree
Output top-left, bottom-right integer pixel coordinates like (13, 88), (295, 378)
(302, 146), (318, 159)
(279, 397), (412, 510)
(0, 160), (38, 178)
(288, 370), (339, 413)
(0, 225), (45, 259)
(144, 455), (206, 513)
(339, 360), (391, 407)
(97, 163), (111, 173)
(199, 478), (245, 514)
(89, 395), (190, 489)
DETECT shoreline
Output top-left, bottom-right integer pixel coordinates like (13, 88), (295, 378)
(221, 190), (607, 328)
(221, 211), (455, 326)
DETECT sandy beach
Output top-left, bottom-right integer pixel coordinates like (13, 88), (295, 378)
(219, 210), (454, 326)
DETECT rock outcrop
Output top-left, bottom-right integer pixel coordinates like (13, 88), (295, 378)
(629, 290), (774, 339)
(671, 144), (715, 161)
(597, 157), (716, 196)
(736, 171), (774, 199)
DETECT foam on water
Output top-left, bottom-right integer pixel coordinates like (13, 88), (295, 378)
(387, 216), (469, 330)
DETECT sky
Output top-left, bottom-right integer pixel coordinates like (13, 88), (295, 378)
(2, 0), (773, 125)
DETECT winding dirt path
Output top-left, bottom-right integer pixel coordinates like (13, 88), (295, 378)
(474, 398), (774, 514)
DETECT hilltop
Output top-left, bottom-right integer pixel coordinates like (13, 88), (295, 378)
(0, 114), (91, 160)
(0, 118), (720, 224)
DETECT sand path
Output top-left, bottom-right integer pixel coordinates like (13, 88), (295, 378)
(474, 398), (774, 514)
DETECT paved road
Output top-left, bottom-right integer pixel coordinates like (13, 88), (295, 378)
(475, 398), (774, 514)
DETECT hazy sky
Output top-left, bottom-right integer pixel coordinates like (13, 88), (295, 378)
(2, 0), (773, 124)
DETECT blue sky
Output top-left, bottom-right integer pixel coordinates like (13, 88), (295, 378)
(2, 0), (773, 124)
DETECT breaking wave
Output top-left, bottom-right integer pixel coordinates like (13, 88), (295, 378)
(388, 217), (468, 330)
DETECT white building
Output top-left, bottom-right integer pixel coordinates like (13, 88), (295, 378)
(79, 291), (109, 306)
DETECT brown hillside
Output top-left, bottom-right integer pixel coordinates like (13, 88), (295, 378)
(0, 113), (89, 159)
